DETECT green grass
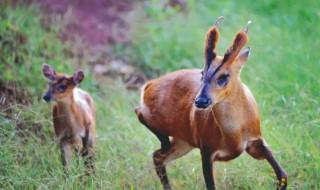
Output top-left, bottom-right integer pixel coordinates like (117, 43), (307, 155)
(1, 1), (320, 189)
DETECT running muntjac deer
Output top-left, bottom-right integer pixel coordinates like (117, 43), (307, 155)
(42, 64), (96, 173)
(135, 17), (287, 190)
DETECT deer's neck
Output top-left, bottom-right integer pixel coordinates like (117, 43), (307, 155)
(56, 91), (77, 118)
(212, 79), (246, 130)
(225, 78), (244, 103)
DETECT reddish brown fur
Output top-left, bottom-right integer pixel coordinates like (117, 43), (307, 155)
(42, 66), (96, 173)
(138, 68), (259, 154)
(136, 21), (287, 190)
(51, 76), (96, 142)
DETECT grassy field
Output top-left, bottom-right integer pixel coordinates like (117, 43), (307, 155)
(1, 1), (320, 189)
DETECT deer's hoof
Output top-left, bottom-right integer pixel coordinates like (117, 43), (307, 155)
(277, 177), (287, 190)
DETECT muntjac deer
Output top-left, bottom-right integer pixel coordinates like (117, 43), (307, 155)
(42, 64), (95, 173)
(135, 17), (287, 190)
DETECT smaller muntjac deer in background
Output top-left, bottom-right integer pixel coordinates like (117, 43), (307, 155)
(135, 17), (287, 190)
(42, 64), (96, 174)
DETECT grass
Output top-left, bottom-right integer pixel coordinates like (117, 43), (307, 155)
(0, 0), (320, 189)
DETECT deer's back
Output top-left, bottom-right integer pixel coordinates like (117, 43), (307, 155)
(74, 88), (95, 120)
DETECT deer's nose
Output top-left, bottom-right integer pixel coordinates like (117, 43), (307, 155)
(43, 94), (51, 102)
(195, 96), (212, 109)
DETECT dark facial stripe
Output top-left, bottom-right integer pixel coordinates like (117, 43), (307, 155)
(204, 61), (225, 82)
(198, 81), (211, 97)
(205, 33), (246, 81)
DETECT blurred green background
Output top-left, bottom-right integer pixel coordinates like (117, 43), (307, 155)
(0, 0), (319, 189)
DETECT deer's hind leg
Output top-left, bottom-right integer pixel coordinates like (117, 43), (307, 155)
(60, 141), (72, 174)
(246, 138), (288, 190)
(81, 128), (95, 174)
(153, 138), (193, 190)
(136, 108), (171, 188)
(136, 108), (194, 189)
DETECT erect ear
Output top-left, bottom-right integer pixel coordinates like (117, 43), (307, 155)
(204, 26), (219, 67)
(222, 31), (248, 66)
(42, 64), (56, 80)
(237, 47), (250, 68)
(72, 70), (84, 85)
(204, 16), (223, 70)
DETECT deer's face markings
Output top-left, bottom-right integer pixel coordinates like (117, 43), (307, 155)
(43, 77), (75, 102)
(194, 21), (249, 109)
(195, 58), (232, 109)
(42, 64), (84, 102)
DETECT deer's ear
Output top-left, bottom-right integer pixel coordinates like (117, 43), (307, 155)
(204, 16), (223, 69)
(72, 70), (84, 85)
(237, 47), (250, 68)
(42, 64), (56, 80)
(222, 31), (248, 66)
(204, 26), (219, 67)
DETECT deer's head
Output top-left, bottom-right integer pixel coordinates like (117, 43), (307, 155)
(42, 64), (84, 102)
(195, 17), (251, 109)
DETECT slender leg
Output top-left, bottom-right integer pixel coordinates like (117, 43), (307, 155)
(153, 150), (171, 190)
(60, 142), (72, 174)
(73, 135), (83, 167)
(82, 129), (95, 175)
(246, 139), (288, 190)
(82, 147), (95, 175)
(149, 133), (171, 189)
(153, 138), (193, 190)
(136, 109), (192, 189)
(201, 146), (215, 190)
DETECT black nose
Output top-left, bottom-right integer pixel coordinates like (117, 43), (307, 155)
(43, 95), (51, 102)
(195, 96), (212, 109)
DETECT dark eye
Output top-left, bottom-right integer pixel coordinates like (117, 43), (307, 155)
(57, 84), (67, 92)
(217, 74), (230, 87)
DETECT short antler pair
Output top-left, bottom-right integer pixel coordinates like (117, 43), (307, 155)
(205, 16), (252, 67)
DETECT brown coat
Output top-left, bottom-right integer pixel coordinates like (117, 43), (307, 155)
(135, 18), (287, 190)
(139, 69), (261, 160)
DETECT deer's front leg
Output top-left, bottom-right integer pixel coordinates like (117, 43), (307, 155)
(60, 142), (72, 173)
(246, 139), (288, 190)
(73, 135), (83, 166)
(201, 147), (215, 190)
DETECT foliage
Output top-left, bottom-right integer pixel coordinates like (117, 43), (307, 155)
(0, 0), (319, 189)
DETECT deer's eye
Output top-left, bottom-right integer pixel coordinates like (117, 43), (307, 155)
(57, 84), (67, 92)
(217, 74), (230, 87)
